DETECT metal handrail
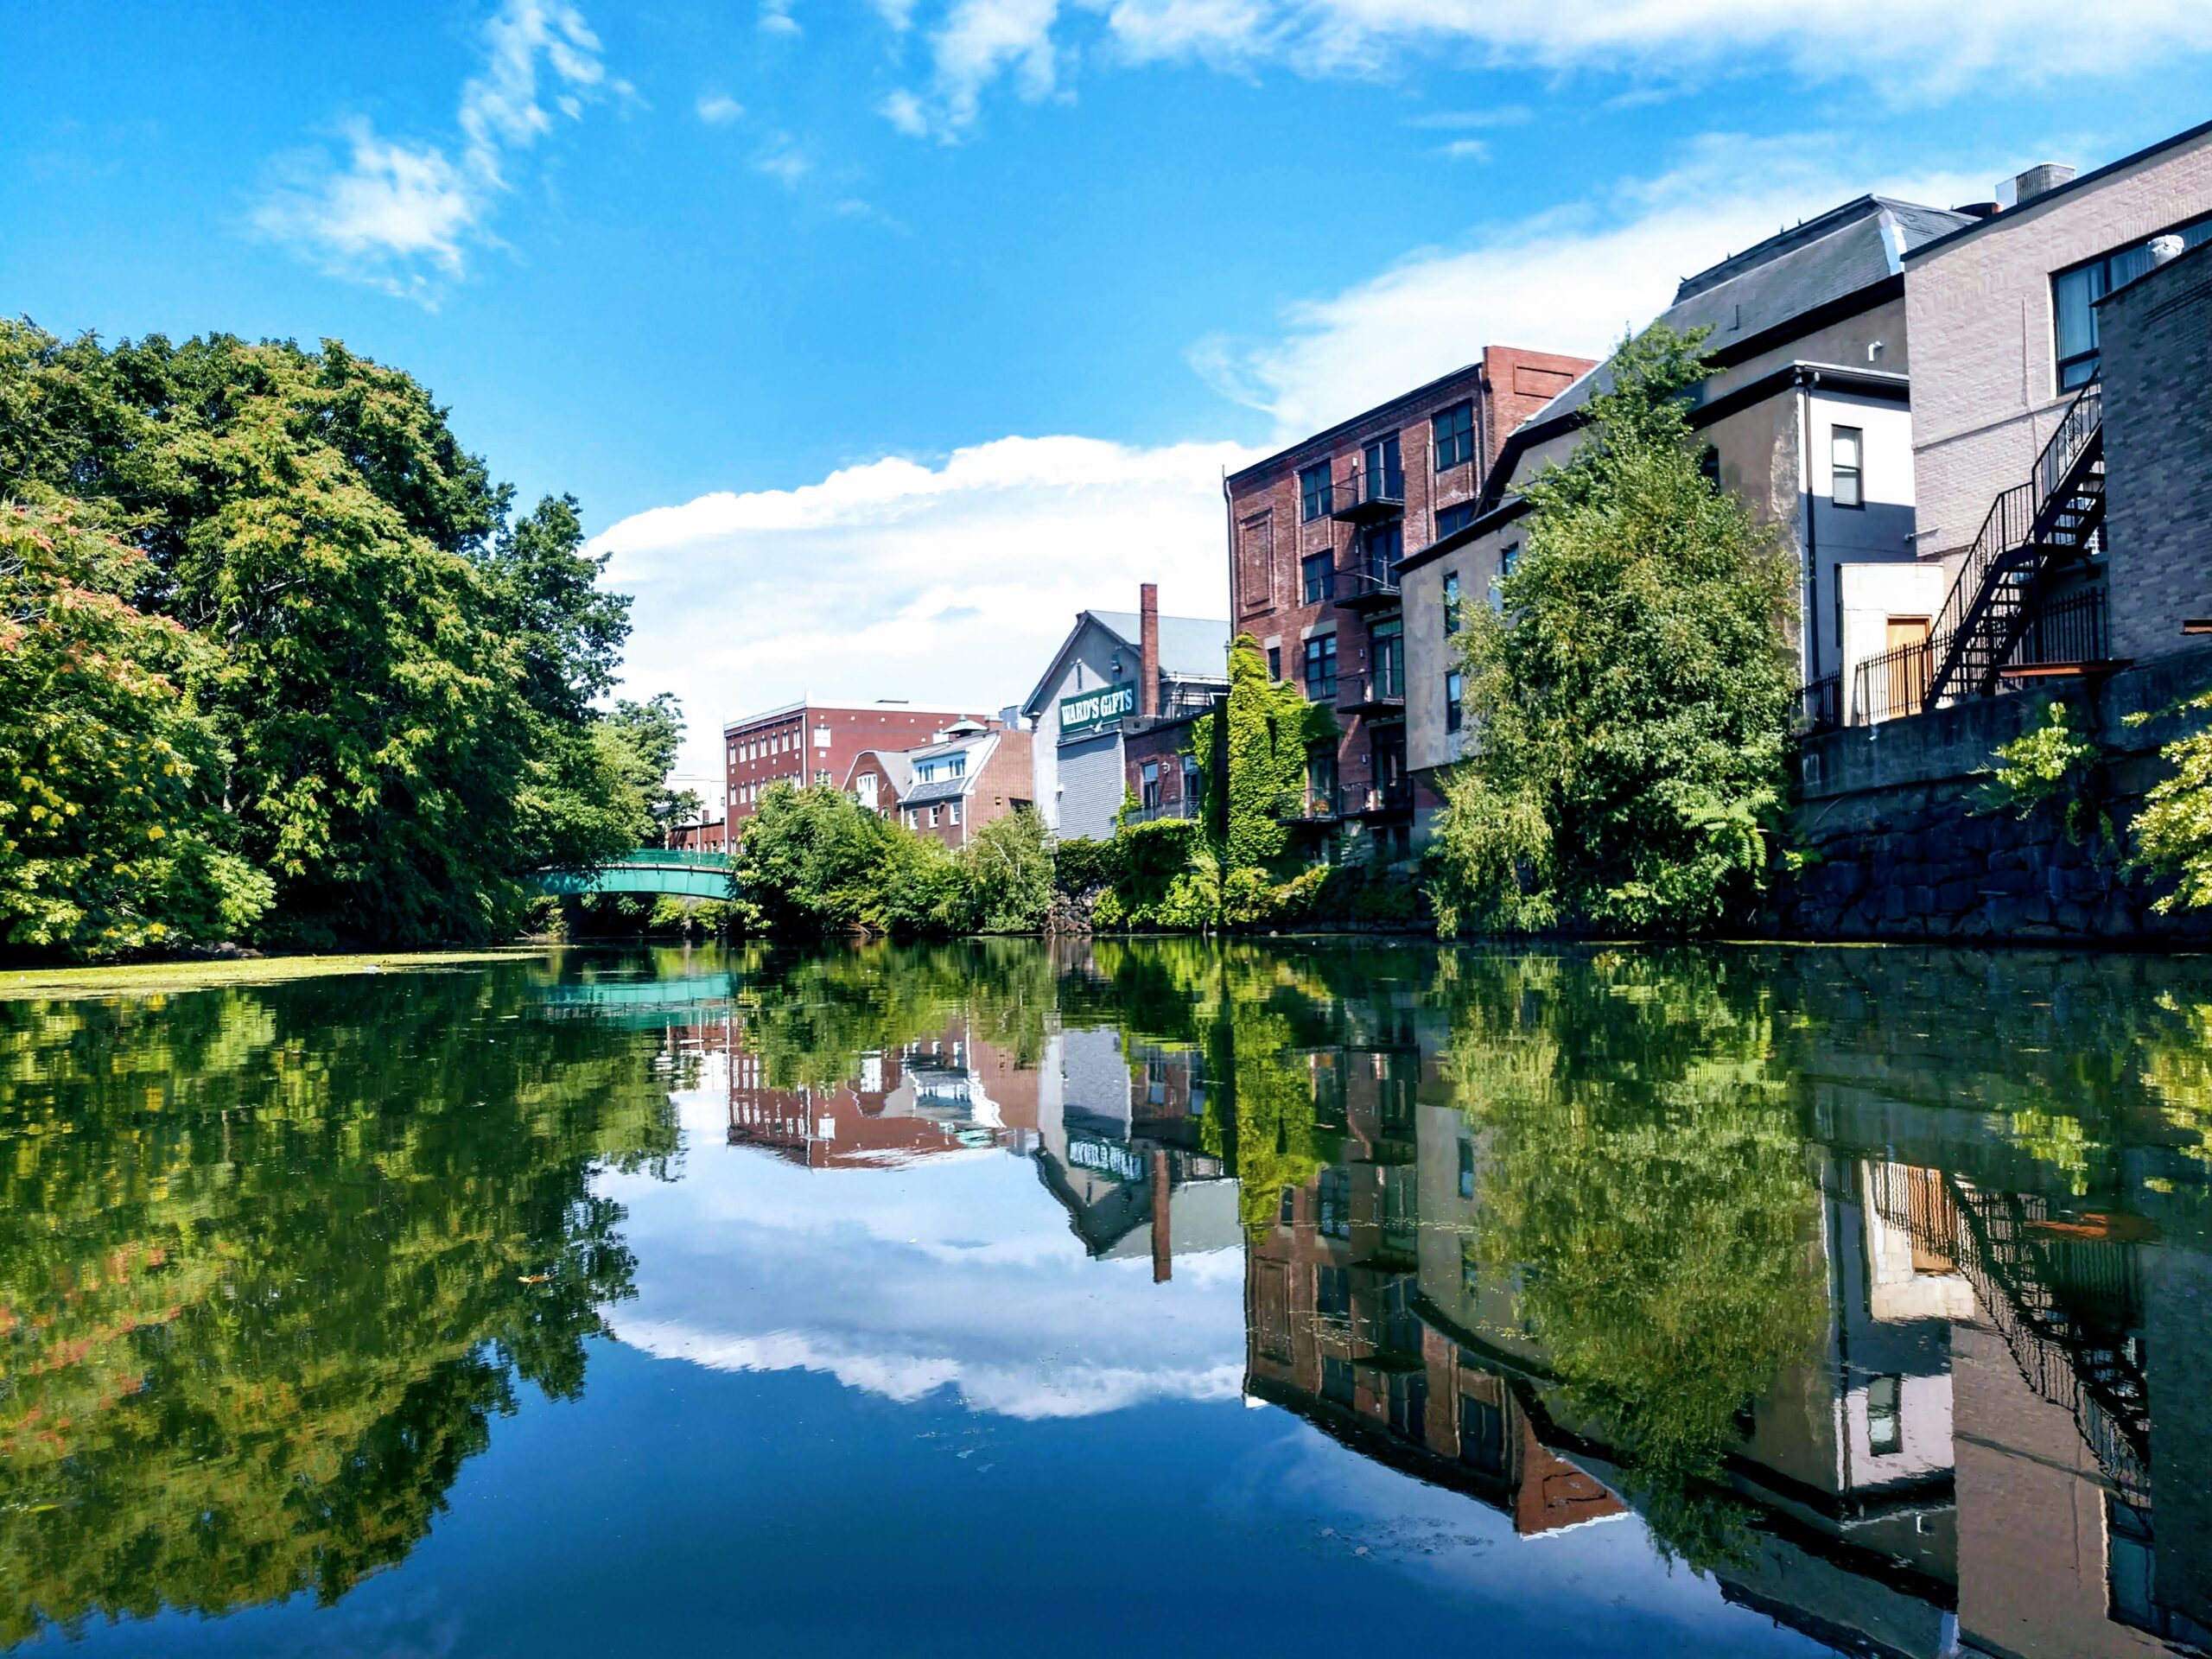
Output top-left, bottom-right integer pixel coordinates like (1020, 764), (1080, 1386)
(1332, 460), (1406, 515)
(1797, 673), (1840, 734)
(2007, 584), (2107, 670)
(2036, 377), (2102, 508)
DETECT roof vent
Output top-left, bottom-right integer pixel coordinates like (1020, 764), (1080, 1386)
(2010, 162), (2075, 207)
(2151, 233), (2187, 268)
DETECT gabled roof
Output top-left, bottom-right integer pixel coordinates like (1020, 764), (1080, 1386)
(1020, 610), (1230, 718)
(846, 747), (916, 798)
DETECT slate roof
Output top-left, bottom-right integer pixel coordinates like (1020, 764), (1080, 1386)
(1527, 195), (1976, 426)
(899, 776), (971, 807)
(854, 748), (915, 797)
(1085, 611), (1231, 682)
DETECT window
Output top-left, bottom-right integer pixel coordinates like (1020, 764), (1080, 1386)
(1459, 1393), (1505, 1474)
(1832, 426), (1864, 509)
(1322, 1356), (1354, 1407)
(814, 769), (831, 786)
(1372, 617), (1403, 698)
(1866, 1373), (1903, 1457)
(1436, 500), (1476, 539)
(1301, 552), (1335, 604)
(1698, 443), (1721, 488)
(1491, 543), (1519, 613)
(2052, 216), (2212, 390)
(1443, 572), (1461, 635)
(1303, 633), (1338, 700)
(1306, 743), (1337, 810)
(930, 805), (941, 827)
(812, 724), (831, 749)
(1433, 399), (1475, 471)
(1360, 521), (1402, 590)
(949, 800), (961, 825)
(1318, 1166), (1351, 1239)
(1267, 645), (1281, 680)
(1141, 760), (1160, 810)
(1317, 1265), (1351, 1321)
(1363, 432), (1403, 500)
(1300, 461), (1334, 522)
(1181, 755), (1202, 804)
(1446, 671), (1465, 734)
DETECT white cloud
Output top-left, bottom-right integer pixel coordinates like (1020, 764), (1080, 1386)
(760, 0), (803, 35)
(1433, 137), (1489, 162)
(254, 0), (609, 302)
(879, 0), (2212, 136)
(696, 90), (746, 124)
(1192, 136), (1993, 438)
(753, 130), (812, 186)
(594, 434), (1248, 785)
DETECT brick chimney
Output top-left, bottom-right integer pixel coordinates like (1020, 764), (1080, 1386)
(1139, 582), (1160, 718)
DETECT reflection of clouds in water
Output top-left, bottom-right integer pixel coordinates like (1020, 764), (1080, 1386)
(598, 1121), (1248, 1421)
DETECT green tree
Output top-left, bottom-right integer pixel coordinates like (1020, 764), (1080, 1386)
(2128, 689), (2212, 912)
(733, 784), (897, 936)
(0, 503), (271, 957)
(959, 806), (1053, 933)
(1427, 325), (1797, 936)
(1192, 633), (1337, 872)
(0, 321), (668, 950)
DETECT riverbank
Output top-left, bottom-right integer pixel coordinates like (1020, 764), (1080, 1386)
(0, 946), (556, 1001)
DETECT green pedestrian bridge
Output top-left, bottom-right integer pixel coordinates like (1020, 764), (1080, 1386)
(528, 848), (736, 900)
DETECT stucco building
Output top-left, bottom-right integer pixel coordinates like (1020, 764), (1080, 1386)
(1224, 347), (1594, 862)
(1398, 194), (1976, 828)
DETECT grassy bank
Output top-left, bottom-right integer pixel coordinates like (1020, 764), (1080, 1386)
(0, 947), (556, 1002)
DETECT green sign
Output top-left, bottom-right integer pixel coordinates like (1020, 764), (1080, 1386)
(1058, 683), (1137, 740)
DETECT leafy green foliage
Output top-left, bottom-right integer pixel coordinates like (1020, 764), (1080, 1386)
(0, 321), (674, 955)
(0, 504), (272, 955)
(1192, 633), (1337, 872)
(1974, 697), (2107, 843)
(0, 969), (679, 1642)
(2128, 689), (2212, 912)
(733, 785), (1050, 938)
(1425, 325), (1797, 937)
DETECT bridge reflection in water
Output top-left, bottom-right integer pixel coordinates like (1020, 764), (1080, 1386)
(641, 945), (2212, 1659)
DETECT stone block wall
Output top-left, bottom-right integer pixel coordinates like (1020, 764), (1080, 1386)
(1778, 651), (2212, 944)
(2101, 238), (2212, 664)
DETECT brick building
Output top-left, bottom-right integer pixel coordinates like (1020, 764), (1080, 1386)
(1224, 346), (1594, 861)
(2101, 236), (2212, 664)
(722, 700), (990, 826)
(853, 718), (1035, 849)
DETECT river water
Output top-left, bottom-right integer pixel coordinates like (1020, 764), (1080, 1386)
(4, 940), (2211, 1656)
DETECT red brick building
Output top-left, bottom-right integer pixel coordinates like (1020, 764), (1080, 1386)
(1224, 346), (1595, 861)
(857, 720), (1035, 849)
(722, 701), (991, 826)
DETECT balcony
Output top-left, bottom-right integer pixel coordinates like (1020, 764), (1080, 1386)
(1328, 461), (1405, 524)
(1337, 671), (1406, 717)
(1338, 779), (1413, 817)
(1124, 795), (1201, 825)
(1336, 555), (1402, 614)
(1274, 790), (1340, 824)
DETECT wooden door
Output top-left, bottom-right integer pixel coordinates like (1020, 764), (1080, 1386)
(1886, 616), (1931, 715)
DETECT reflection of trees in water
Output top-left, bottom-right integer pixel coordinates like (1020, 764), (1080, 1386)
(737, 940), (1055, 1089)
(1435, 949), (1824, 1567)
(0, 974), (680, 1645)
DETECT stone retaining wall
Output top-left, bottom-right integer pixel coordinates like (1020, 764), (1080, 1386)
(1778, 649), (2212, 944)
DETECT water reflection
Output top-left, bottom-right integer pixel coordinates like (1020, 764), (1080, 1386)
(5, 942), (2212, 1655)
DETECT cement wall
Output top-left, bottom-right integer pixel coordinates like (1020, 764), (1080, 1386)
(1781, 651), (2212, 944)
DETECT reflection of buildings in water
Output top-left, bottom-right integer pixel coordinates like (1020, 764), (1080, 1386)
(713, 1013), (1041, 1169)
(1244, 1071), (1624, 1540)
(1247, 1047), (2212, 1659)
(1033, 1027), (1237, 1280)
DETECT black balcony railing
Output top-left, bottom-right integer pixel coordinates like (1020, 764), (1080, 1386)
(1125, 795), (1202, 825)
(1797, 672), (1841, 735)
(1329, 461), (1406, 522)
(1339, 779), (1413, 816)
(2008, 584), (2108, 672)
(1275, 789), (1339, 823)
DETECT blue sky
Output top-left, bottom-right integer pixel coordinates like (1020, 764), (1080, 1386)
(10, 1), (2212, 788)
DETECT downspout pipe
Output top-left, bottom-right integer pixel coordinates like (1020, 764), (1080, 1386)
(1798, 367), (1822, 681)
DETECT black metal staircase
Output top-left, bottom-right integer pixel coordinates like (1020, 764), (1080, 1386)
(1923, 379), (2106, 707)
